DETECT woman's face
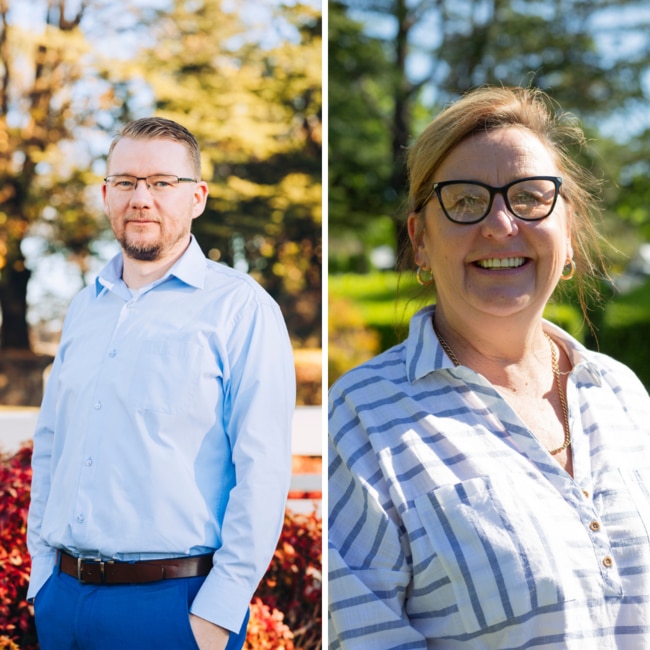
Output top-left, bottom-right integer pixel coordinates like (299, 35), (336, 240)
(408, 127), (573, 324)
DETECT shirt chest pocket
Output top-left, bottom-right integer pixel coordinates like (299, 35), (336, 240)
(128, 339), (204, 413)
(413, 475), (585, 635)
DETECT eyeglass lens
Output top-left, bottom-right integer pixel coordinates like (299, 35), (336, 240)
(106, 175), (186, 192)
(438, 178), (559, 223)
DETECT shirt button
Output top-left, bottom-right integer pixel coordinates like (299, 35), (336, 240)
(94, 401), (102, 410)
(109, 349), (117, 358)
(582, 489), (590, 499)
(76, 514), (85, 524)
(85, 457), (93, 467)
(589, 520), (601, 532)
(602, 556), (614, 568)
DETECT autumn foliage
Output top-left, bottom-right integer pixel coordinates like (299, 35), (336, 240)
(0, 444), (36, 649)
(255, 509), (323, 649)
(0, 443), (321, 649)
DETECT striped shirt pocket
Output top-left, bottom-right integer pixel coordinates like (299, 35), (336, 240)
(414, 475), (581, 634)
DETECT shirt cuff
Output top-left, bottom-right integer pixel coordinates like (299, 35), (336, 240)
(27, 550), (57, 601)
(189, 569), (252, 633)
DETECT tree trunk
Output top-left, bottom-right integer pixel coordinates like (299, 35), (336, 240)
(390, 0), (413, 267)
(0, 262), (32, 350)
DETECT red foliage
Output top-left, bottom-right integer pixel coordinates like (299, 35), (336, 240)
(0, 443), (37, 650)
(255, 508), (322, 649)
(244, 598), (295, 649)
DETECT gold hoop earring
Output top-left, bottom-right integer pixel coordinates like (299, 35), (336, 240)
(560, 259), (576, 281)
(416, 267), (434, 286)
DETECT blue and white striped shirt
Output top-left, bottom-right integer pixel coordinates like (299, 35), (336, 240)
(328, 305), (650, 649)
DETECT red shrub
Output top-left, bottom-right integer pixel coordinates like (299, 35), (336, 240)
(244, 598), (295, 649)
(255, 508), (322, 649)
(0, 637), (20, 650)
(0, 443), (37, 650)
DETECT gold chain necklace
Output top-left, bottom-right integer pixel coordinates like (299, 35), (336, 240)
(544, 333), (572, 455)
(433, 325), (571, 455)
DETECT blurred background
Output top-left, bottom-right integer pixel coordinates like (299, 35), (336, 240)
(329, 0), (650, 388)
(0, 0), (322, 407)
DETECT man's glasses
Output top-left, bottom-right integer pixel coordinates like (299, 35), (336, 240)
(427, 176), (563, 224)
(104, 175), (198, 193)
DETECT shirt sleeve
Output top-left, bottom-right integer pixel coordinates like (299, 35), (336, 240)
(190, 299), (295, 632)
(26, 350), (62, 600)
(328, 389), (427, 649)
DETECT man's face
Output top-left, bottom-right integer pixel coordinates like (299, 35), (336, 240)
(102, 137), (208, 263)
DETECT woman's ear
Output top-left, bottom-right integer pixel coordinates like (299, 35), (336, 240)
(565, 220), (574, 263)
(566, 238), (574, 262)
(407, 213), (428, 268)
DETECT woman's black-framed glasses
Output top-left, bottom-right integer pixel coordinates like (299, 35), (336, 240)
(429, 176), (563, 225)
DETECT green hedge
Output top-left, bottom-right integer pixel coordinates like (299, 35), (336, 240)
(598, 279), (650, 388)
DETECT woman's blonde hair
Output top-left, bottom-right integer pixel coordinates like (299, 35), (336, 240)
(404, 85), (607, 321)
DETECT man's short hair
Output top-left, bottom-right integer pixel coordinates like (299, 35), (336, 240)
(107, 117), (201, 177)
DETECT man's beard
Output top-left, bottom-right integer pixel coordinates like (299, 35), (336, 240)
(119, 237), (161, 261)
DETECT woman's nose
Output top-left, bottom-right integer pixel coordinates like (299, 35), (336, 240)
(480, 193), (518, 238)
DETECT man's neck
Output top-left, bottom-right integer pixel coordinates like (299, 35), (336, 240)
(121, 239), (191, 290)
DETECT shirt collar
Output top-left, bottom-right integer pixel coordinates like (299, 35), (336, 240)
(405, 305), (451, 383)
(95, 235), (206, 296)
(405, 304), (602, 386)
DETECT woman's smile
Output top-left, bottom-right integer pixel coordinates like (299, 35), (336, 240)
(474, 256), (527, 270)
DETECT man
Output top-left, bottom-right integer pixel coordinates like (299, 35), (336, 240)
(27, 117), (296, 650)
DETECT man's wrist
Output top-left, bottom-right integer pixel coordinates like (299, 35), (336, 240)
(189, 613), (230, 650)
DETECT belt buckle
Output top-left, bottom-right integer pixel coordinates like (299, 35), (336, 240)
(77, 557), (113, 584)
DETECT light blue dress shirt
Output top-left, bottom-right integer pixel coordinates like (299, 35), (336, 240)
(27, 236), (295, 633)
(329, 305), (650, 648)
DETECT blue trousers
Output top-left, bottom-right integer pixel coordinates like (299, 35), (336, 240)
(34, 569), (249, 650)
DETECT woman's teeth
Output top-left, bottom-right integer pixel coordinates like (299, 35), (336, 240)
(476, 257), (526, 269)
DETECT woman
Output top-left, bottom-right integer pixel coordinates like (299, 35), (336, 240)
(328, 86), (650, 648)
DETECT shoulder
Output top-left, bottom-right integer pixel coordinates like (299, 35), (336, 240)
(547, 320), (647, 395)
(202, 259), (279, 309)
(329, 305), (439, 410)
(582, 346), (649, 397)
(64, 283), (100, 317)
(329, 343), (407, 406)
(328, 343), (409, 449)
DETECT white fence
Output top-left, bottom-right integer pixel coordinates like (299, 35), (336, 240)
(0, 405), (322, 457)
(0, 405), (323, 512)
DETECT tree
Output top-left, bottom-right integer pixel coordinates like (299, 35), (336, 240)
(0, 0), (137, 351)
(139, 0), (322, 345)
(328, 2), (394, 249)
(329, 0), (650, 263)
(0, 0), (322, 355)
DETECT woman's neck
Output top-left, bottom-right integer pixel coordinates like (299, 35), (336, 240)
(432, 304), (551, 387)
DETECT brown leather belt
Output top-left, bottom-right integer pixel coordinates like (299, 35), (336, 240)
(59, 550), (213, 585)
